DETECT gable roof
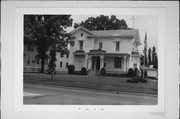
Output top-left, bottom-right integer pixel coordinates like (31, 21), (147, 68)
(91, 29), (140, 43)
(70, 26), (141, 44)
(69, 26), (94, 35)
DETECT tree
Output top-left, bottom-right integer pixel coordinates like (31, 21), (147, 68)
(152, 46), (158, 69)
(152, 46), (156, 63)
(140, 55), (144, 65)
(48, 47), (57, 73)
(48, 47), (57, 80)
(74, 15), (128, 30)
(24, 15), (74, 73)
(143, 31), (148, 66)
(148, 47), (152, 65)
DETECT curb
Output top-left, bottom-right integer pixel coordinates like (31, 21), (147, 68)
(24, 83), (157, 97)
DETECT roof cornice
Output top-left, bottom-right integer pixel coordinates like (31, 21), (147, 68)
(69, 26), (94, 35)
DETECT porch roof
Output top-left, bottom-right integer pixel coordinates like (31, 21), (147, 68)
(73, 50), (86, 56)
(104, 53), (130, 57)
(88, 49), (130, 57)
(88, 49), (106, 55)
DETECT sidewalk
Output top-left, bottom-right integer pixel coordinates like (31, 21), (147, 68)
(24, 73), (158, 95)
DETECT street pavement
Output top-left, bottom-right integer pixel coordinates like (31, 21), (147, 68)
(24, 84), (157, 105)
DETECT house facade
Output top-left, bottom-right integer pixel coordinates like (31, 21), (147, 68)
(24, 44), (69, 73)
(69, 26), (141, 74)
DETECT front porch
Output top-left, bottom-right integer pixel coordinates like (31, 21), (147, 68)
(88, 54), (130, 74)
(73, 49), (131, 74)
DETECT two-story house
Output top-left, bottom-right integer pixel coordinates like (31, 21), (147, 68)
(69, 26), (141, 74)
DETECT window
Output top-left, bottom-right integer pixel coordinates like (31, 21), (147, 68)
(61, 52), (64, 58)
(79, 40), (83, 50)
(66, 53), (69, 58)
(27, 57), (30, 65)
(28, 46), (33, 52)
(60, 62), (62, 67)
(99, 42), (103, 50)
(114, 57), (122, 68)
(28, 47), (31, 51)
(37, 59), (39, 64)
(116, 42), (120, 51)
(81, 33), (83, 37)
(66, 63), (68, 68)
(32, 60), (35, 63)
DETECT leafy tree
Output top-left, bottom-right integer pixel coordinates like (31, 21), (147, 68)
(24, 15), (73, 73)
(48, 47), (57, 80)
(143, 32), (148, 66)
(148, 47), (152, 64)
(140, 55), (144, 65)
(48, 47), (57, 73)
(152, 46), (156, 63)
(152, 46), (158, 68)
(74, 15), (128, 30)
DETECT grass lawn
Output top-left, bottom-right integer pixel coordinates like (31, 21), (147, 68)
(24, 73), (158, 95)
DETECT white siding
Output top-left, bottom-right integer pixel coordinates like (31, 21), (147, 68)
(94, 38), (133, 54)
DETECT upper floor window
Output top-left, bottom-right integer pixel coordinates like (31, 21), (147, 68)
(99, 42), (103, 50)
(79, 40), (83, 50)
(66, 62), (68, 68)
(60, 62), (62, 67)
(81, 33), (83, 37)
(66, 52), (69, 58)
(115, 42), (120, 51)
(60, 52), (64, 58)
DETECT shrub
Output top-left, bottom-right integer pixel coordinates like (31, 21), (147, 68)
(140, 69), (147, 78)
(81, 67), (87, 75)
(134, 68), (139, 77)
(100, 67), (106, 76)
(127, 68), (134, 77)
(67, 65), (75, 74)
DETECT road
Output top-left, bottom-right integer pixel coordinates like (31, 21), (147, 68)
(24, 84), (157, 105)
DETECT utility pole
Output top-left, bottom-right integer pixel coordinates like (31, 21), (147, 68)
(130, 16), (137, 29)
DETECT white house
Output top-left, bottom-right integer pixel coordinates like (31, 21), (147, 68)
(23, 44), (69, 73)
(69, 26), (141, 74)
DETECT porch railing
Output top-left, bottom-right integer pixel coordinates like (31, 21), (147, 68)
(24, 66), (48, 73)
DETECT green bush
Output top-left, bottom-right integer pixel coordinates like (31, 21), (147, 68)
(100, 67), (106, 76)
(67, 65), (75, 74)
(127, 68), (134, 77)
(134, 68), (139, 77)
(81, 67), (87, 75)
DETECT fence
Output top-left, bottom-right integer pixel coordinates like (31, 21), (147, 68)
(24, 66), (48, 73)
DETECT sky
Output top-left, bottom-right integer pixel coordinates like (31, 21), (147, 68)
(67, 15), (158, 54)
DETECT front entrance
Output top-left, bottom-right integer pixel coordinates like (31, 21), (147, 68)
(92, 56), (100, 71)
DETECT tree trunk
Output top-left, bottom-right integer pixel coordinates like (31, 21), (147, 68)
(41, 58), (45, 73)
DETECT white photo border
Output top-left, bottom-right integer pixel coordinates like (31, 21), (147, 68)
(1, 1), (179, 119)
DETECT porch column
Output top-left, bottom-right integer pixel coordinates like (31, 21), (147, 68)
(100, 55), (104, 68)
(87, 55), (92, 70)
(84, 54), (88, 68)
(129, 56), (132, 68)
(123, 56), (127, 72)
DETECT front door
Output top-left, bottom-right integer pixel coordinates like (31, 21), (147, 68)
(96, 56), (100, 71)
(92, 56), (100, 71)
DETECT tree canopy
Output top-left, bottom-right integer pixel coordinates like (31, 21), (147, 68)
(74, 15), (128, 30)
(24, 15), (73, 72)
